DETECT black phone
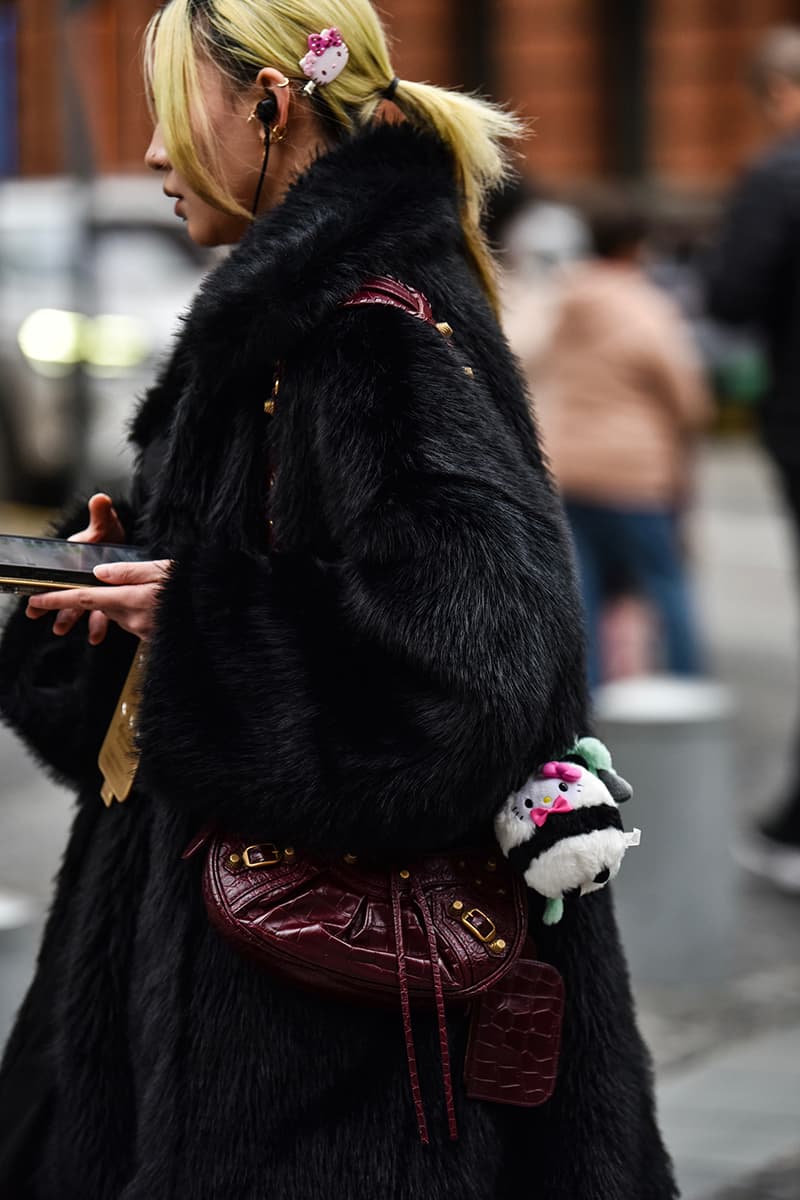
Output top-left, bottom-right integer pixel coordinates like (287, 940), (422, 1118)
(0, 534), (151, 596)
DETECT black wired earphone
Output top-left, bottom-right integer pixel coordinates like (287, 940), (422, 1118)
(250, 92), (278, 217)
(249, 84), (289, 216)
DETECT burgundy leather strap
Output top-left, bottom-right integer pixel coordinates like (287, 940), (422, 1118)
(412, 877), (458, 1141)
(391, 871), (430, 1144)
(341, 276), (437, 327)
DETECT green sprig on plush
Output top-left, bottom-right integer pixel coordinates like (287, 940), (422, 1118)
(570, 736), (614, 776)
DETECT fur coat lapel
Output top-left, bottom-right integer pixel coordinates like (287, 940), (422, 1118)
(131, 124), (465, 551)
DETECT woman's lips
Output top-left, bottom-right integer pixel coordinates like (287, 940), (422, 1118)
(174, 199), (185, 218)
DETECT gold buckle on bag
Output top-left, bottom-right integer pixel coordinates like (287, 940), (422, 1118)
(460, 907), (497, 944)
(242, 843), (283, 868)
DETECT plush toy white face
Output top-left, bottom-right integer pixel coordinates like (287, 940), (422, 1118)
(502, 763), (619, 848)
(507, 764), (613, 830)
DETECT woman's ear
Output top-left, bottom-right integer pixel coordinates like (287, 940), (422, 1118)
(254, 66), (292, 130)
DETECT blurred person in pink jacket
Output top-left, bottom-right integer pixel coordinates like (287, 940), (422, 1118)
(531, 193), (713, 687)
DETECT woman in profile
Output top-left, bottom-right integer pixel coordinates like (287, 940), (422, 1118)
(0, 2), (675, 1197)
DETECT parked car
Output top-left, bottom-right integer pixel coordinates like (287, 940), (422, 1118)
(0, 175), (211, 504)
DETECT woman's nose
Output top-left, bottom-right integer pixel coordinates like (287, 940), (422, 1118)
(145, 125), (169, 172)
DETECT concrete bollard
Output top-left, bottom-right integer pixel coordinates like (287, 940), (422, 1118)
(594, 675), (736, 984)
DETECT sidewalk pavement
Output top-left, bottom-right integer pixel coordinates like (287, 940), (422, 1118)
(656, 1022), (800, 1199)
(632, 437), (800, 1199)
(713, 1153), (800, 1200)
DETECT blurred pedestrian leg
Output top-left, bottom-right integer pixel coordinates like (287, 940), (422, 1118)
(567, 501), (703, 687)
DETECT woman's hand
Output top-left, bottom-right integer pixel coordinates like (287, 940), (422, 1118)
(25, 493), (128, 644)
(26, 559), (171, 645)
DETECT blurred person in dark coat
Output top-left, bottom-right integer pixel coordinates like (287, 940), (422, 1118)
(707, 26), (800, 891)
(533, 193), (711, 687)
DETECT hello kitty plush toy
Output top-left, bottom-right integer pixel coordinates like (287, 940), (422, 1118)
(494, 737), (641, 925)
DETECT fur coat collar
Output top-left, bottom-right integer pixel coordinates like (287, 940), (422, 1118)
(131, 122), (465, 454)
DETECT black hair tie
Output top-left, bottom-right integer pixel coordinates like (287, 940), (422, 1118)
(383, 76), (400, 101)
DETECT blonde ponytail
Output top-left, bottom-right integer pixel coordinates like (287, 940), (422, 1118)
(387, 80), (523, 311)
(145, 0), (524, 309)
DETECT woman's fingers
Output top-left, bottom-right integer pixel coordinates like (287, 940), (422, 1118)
(93, 560), (171, 586)
(67, 494), (126, 546)
(27, 579), (165, 641)
(88, 494), (126, 544)
(24, 600), (49, 620)
(88, 610), (109, 646)
(52, 607), (83, 637)
(28, 588), (102, 615)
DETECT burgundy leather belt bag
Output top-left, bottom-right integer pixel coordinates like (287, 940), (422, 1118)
(185, 833), (565, 1144)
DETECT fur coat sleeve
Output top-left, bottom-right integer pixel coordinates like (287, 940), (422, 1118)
(135, 304), (588, 851)
(0, 500), (138, 790)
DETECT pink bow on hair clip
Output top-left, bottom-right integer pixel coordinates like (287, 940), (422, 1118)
(308, 28), (344, 55)
(299, 27), (350, 94)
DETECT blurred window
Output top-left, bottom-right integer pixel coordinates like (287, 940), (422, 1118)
(0, 228), (77, 281)
(1, 226), (198, 286)
(92, 229), (198, 287)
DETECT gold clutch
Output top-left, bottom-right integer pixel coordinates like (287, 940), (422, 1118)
(98, 650), (147, 806)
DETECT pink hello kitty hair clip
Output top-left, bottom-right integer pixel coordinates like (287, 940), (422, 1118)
(299, 27), (350, 95)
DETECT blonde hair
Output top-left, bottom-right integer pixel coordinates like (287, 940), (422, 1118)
(144, 0), (524, 308)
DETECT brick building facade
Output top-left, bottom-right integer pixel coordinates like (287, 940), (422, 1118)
(7, 0), (800, 191)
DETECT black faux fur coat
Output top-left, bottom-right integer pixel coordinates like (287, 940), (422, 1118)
(0, 124), (676, 1200)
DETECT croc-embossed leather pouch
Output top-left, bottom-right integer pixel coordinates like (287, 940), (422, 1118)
(464, 953), (565, 1107)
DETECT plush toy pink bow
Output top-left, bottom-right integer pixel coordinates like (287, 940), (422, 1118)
(307, 28), (344, 55)
(540, 761), (582, 783)
(531, 795), (574, 826)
